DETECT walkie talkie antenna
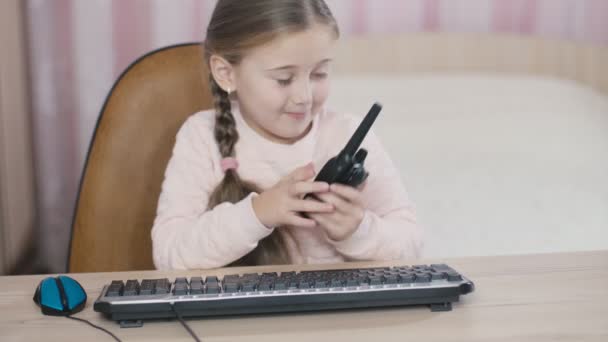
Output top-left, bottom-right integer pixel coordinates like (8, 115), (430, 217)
(341, 102), (382, 157)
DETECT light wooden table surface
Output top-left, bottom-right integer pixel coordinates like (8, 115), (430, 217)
(1, 250), (607, 341)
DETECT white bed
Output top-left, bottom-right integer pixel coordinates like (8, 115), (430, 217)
(330, 34), (608, 258)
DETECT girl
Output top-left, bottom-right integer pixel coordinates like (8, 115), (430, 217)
(152, 0), (423, 270)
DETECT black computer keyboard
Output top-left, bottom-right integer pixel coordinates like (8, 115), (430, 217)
(94, 263), (474, 325)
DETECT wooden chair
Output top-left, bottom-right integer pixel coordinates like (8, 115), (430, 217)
(68, 43), (213, 272)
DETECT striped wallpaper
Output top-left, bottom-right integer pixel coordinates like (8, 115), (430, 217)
(25, 0), (608, 272)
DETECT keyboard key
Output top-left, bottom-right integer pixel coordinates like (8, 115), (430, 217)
(155, 279), (171, 294)
(356, 275), (369, 284)
(242, 282), (257, 292)
(173, 285), (188, 295)
(123, 280), (139, 296)
(242, 273), (259, 281)
(369, 276), (383, 285)
(446, 271), (463, 282)
(330, 279), (344, 288)
(173, 278), (189, 295)
(206, 283), (220, 294)
(205, 276), (219, 284)
(314, 280), (328, 288)
(223, 274), (239, 283)
(262, 272), (278, 277)
(139, 279), (155, 295)
(413, 265), (430, 272)
(344, 278), (357, 287)
(414, 273), (431, 283)
(106, 281), (124, 297)
(431, 264), (451, 271)
(429, 271), (445, 280)
(259, 282), (273, 291)
(223, 282), (239, 293)
(189, 277), (203, 294)
(273, 282), (287, 291)
(298, 281), (311, 289)
(399, 274), (415, 283)
(384, 275), (398, 284)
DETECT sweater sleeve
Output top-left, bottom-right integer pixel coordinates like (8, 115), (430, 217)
(151, 116), (273, 270)
(326, 127), (424, 261)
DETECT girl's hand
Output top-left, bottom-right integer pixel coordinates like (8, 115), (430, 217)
(308, 183), (367, 241)
(252, 163), (334, 228)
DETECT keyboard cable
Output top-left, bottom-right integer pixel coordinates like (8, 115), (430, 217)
(172, 302), (202, 342)
(66, 315), (122, 341)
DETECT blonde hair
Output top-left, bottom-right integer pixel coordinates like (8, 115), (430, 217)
(203, 0), (339, 266)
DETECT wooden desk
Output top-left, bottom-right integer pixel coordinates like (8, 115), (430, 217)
(1, 251), (607, 341)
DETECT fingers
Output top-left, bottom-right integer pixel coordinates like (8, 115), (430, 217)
(315, 192), (352, 213)
(308, 212), (331, 228)
(328, 184), (364, 207)
(289, 181), (329, 197)
(286, 163), (330, 198)
(308, 213), (344, 241)
(292, 198), (334, 213)
(277, 164), (366, 231)
(286, 213), (318, 228)
(289, 162), (316, 182)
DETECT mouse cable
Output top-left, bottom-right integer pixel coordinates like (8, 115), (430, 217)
(66, 315), (122, 341)
(171, 303), (202, 342)
(64, 306), (200, 341)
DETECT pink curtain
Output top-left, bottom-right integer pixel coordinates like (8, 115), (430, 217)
(26, 0), (608, 272)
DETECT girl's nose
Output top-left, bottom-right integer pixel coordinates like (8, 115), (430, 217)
(290, 79), (313, 105)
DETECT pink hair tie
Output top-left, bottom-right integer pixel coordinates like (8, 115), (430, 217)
(220, 157), (239, 172)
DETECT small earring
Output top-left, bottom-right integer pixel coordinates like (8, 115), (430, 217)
(226, 87), (231, 95)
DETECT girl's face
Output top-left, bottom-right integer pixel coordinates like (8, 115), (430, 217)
(233, 24), (337, 144)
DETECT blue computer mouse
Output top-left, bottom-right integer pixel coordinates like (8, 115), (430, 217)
(33, 275), (87, 316)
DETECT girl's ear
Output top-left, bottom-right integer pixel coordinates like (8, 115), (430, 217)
(209, 54), (236, 93)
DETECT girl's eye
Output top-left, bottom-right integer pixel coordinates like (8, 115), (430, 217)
(312, 72), (328, 80)
(277, 78), (293, 86)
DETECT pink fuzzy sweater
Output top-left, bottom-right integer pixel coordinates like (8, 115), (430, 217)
(152, 104), (423, 270)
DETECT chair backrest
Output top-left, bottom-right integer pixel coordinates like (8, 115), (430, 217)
(68, 43), (213, 272)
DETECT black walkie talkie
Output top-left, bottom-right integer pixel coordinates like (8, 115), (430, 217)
(314, 102), (382, 187)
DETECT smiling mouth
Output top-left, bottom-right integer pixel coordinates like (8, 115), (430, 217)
(285, 112), (307, 120)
